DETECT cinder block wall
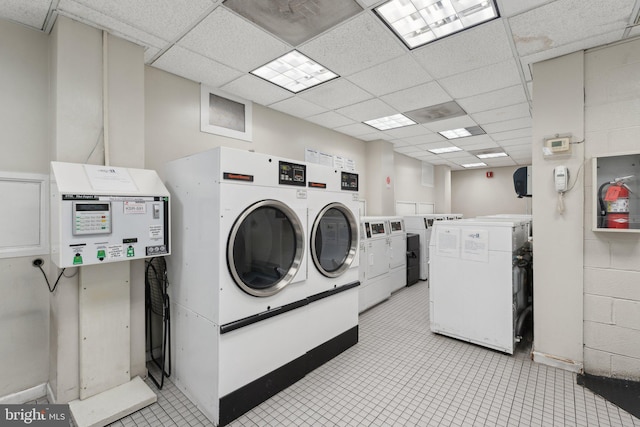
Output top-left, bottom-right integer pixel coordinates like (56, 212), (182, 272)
(583, 38), (640, 380)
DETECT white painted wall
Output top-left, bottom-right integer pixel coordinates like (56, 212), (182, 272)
(531, 52), (585, 372)
(451, 166), (531, 218)
(0, 19), (50, 400)
(434, 165), (451, 213)
(144, 66), (367, 194)
(394, 154), (435, 210)
(583, 38), (640, 380)
(364, 140), (395, 215)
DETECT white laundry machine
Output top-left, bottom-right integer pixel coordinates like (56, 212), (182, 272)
(304, 163), (360, 369)
(358, 216), (391, 313)
(163, 147), (357, 426)
(385, 216), (407, 293)
(428, 219), (530, 354)
(403, 214), (462, 281)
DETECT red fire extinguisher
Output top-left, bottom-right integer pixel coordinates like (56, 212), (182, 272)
(598, 176), (633, 228)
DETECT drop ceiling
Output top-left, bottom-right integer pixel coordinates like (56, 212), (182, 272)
(2, 0), (639, 170)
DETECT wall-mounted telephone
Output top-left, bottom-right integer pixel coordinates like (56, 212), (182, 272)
(554, 166), (569, 193)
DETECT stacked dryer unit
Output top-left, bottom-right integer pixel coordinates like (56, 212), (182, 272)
(428, 218), (530, 354)
(163, 147), (359, 426)
(305, 163), (361, 370)
(358, 216), (391, 313)
(386, 216), (407, 292)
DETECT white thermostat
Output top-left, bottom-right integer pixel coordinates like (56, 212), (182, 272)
(50, 162), (171, 268)
(543, 136), (571, 157)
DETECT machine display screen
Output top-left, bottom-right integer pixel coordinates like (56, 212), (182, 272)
(370, 222), (385, 235)
(341, 172), (359, 191)
(390, 221), (402, 231)
(279, 161), (306, 187)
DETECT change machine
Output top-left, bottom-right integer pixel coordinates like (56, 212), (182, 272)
(51, 162), (170, 267)
(50, 161), (170, 427)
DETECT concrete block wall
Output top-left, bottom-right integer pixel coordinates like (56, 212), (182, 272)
(583, 37), (640, 380)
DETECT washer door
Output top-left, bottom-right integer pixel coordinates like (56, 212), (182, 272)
(311, 202), (358, 278)
(228, 200), (305, 297)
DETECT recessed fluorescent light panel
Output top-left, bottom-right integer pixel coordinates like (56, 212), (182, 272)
(439, 125), (485, 139)
(251, 51), (338, 93)
(476, 152), (508, 159)
(462, 162), (487, 168)
(375, 0), (499, 49)
(365, 114), (417, 130)
(428, 146), (463, 154)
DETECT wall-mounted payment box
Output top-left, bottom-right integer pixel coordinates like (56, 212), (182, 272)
(50, 162), (170, 268)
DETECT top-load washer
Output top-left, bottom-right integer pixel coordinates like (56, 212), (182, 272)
(163, 147), (357, 426)
(304, 163), (361, 370)
(403, 214), (462, 281)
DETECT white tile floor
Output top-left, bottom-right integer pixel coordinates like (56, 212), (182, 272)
(99, 283), (637, 426)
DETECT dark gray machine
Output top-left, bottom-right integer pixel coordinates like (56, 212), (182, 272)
(406, 233), (420, 286)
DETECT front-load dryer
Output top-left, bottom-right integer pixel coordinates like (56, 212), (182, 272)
(304, 164), (360, 368)
(385, 216), (407, 293)
(164, 147), (313, 426)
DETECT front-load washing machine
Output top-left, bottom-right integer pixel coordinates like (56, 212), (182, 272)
(385, 216), (407, 293)
(164, 148), (356, 426)
(304, 163), (360, 369)
(358, 216), (391, 313)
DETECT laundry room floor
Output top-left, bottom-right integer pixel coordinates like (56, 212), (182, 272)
(39, 282), (638, 426)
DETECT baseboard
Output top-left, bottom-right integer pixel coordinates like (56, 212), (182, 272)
(0, 383), (47, 404)
(532, 351), (583, 373)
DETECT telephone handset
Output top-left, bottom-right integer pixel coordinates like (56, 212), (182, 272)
(554, 165), (569, 193)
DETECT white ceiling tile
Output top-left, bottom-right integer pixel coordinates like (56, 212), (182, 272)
(439, 59), (522, 98)
(335, 99), (397, 122)
(380, 81), (452, 113)
(509, 0), (635, 56)
(268, 97), (328, 118)
(298, 79), (372, 110)
(420, 141), (460, 150)
(471, 102), (531, 125)
(306, 111), (356, 128)
(457, 141), (501, 151)
(347, 55), (432, 96)
(482, 117), (532, 134)
(298, 13), (405, 76)
(391, 140), (410, 147)
(400, 133), (446, 146)
(144, 47), (161, 63)
(413, 19), (513, 79)
(423, 115), (479, 133)
(382, 124), (432, 139)
(335, 122), (376, 137)
(220, 74), (292, 106)
(68, 0), (215, 41)
(58, 0), (169, 49)
(394, 146), (426, 154)
(153, 46), (243, 88)
(497, 137), (531, 147)
(0, 0), (50, 29)
(456, 85), (528, 114)
(439, 151), (475, 159)
(495, 0), (551, 17)
(359, 131), (389, 141)
(178, 7), (290, 72)
(356, 0), (383, 8)
(505, 146), (532, 156)
(449, 135), (494, 147)
(492, 128), (532, 141)
(483, 157), (517, 167)
(519, 30), (624, 81)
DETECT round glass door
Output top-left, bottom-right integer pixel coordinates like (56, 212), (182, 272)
(228, 200), (305, 297)
(311, 203), (358, 278)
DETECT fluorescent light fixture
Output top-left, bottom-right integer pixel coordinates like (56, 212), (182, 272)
(428, 146), (463, 154)
(476, 152), (508, 159)
(375, 0), (499, 49)
(461, 162), (487, 168)
(251, 50), (338, 93)
(365, 114), (417, 130)
(438, 125), (485, 139)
